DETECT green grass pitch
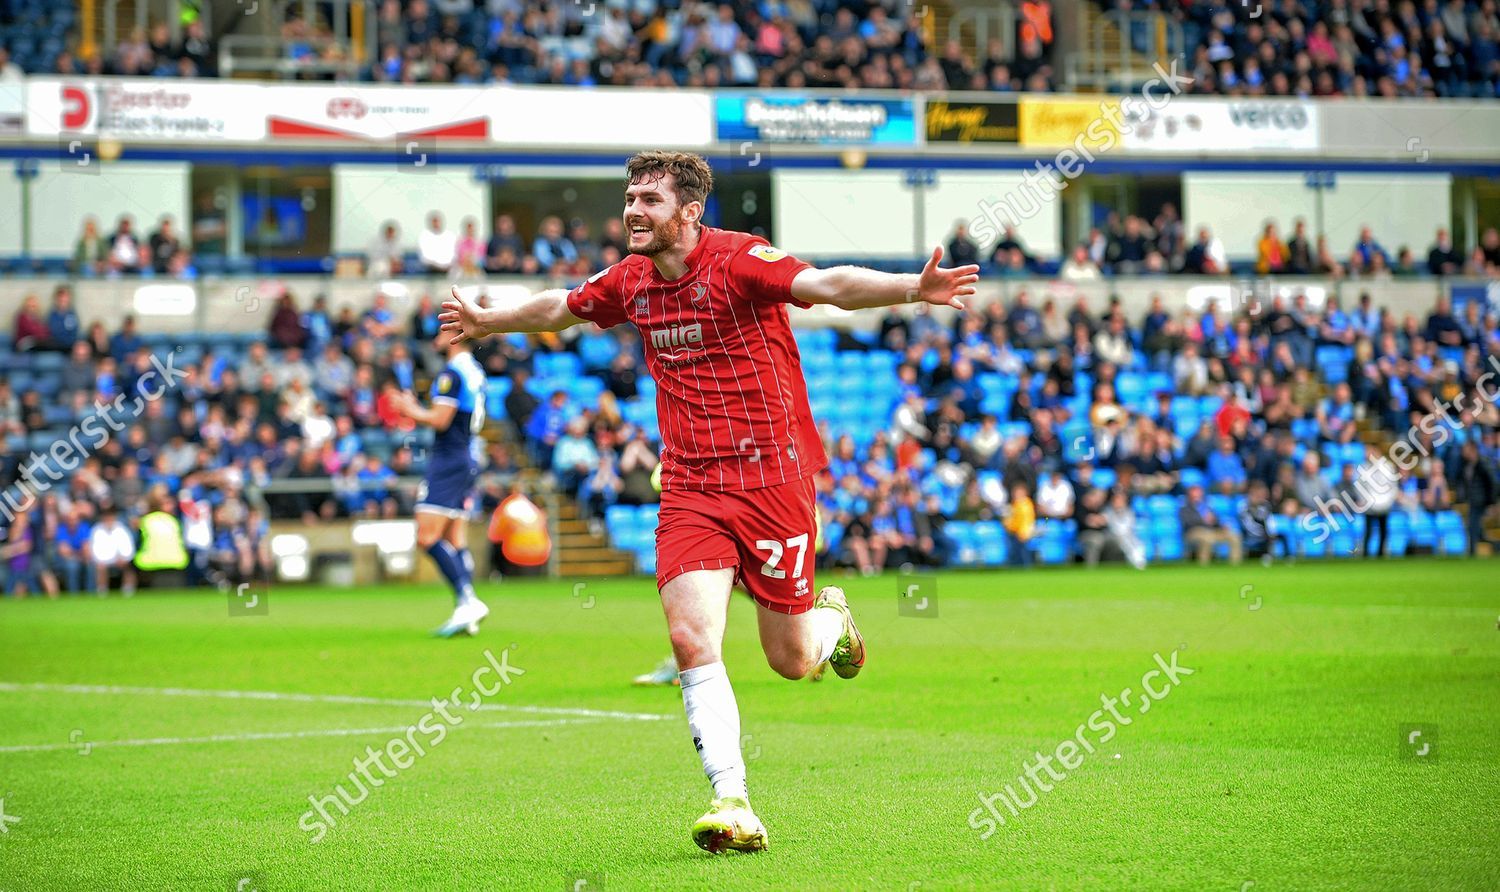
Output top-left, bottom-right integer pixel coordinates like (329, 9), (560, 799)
(1, 559), (1496, 890)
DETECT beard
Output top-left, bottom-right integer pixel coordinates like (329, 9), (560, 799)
(627, 211), (685, 257)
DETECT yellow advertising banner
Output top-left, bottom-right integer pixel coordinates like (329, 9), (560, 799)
(1018, 97), (1122, 152)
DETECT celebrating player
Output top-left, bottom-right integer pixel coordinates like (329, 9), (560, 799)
(389, 335), (490, 637)
(440, 151), (978, 852)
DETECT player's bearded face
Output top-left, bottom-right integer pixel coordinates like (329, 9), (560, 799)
(625, 204), (686, 257)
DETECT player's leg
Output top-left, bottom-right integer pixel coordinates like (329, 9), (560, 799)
(444, 512), (479, 593)
(663, 568), (765, 852)
(755, 598), (850, 680)
(661, 569), (740, 800)
(737, 479), (864, 682)
(656, 492), (765, 852)
(419, 511), (487, 637)
(416, 511), (468, 601)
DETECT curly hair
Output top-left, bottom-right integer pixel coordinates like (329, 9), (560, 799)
(624, 151), (715, 207)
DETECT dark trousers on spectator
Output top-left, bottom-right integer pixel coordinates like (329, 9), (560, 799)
(1468, 504), (1490, 556)
(1006, 532), (1032, 567)
(1364, 512), (1389, 556)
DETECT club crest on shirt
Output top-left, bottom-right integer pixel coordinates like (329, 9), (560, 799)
(689, 282), (710, 306)
(748, 244), (787, 262)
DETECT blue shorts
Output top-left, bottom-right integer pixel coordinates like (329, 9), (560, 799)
(415, 461), (478, 519)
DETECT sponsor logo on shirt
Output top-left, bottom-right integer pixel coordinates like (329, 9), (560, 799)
(748, 244), (787, 263)
(649, 322), (706, 362)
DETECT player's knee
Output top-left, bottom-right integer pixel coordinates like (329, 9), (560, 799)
(668, 624), (716, 668)
(766, 648), (815, 680)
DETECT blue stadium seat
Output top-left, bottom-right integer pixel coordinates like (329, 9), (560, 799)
(946, 521), (979, 566)
(1153, 534), (1184, 561)
(1297, 523), (1329, 557)
(1148, 494), (1179, 516)
(1435, 511), (1466, 554)
(485, 379), (513, 420)
(1385, 512), (1410, 556)
(577, 332), (618, 370)
(605, 505), (636, 535)
(801, 350), (835, 374)
(1409, 512), (1437, 548)
(535, 352), (581, 378)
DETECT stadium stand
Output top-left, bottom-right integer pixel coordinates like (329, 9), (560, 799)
(8, 274), (1493, 595)
(7, 0), (1495, 96)
(1103, 0), (1500, 99)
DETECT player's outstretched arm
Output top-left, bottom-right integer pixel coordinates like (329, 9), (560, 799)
(439, 285), (586, 344)
(790, 246), (979, 312)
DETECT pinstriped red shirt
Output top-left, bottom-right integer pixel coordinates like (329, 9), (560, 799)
(566, 227), (828, 492)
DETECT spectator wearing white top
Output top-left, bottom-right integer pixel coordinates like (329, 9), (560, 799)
(367, 222), (404, 277)
(0, 48), (21, 81)
(108, 215), (142, 275)
(418, 212), (456, 273)
(1036, 469), (1076, 519)
(1173, 341), (1210, 395)
(1058, 244), (1101, 281)
(88, 508), (138, 595)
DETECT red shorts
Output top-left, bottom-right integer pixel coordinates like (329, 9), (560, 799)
(655, 477), (818, 615)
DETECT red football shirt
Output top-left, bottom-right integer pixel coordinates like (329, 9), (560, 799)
(566, 226), (829, 492)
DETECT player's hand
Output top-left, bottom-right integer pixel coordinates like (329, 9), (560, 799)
(439, 285), (487, 345)
(389, 390), (418, 416)
(915, 246), (979, 310)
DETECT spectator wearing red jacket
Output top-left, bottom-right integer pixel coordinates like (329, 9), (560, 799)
(12, 294), (50, 351)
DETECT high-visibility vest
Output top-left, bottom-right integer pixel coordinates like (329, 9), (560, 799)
(134, 511), (189, 571)
(488, 494), (551, 566)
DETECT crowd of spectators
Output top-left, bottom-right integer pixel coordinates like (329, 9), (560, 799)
(538, 287), (1500, 572)
(950, 215), (1500, 279)
(69, 214), (197, 279)
(369, 212), (628, 281)
(6, 0), (1057, 92)
(12, 0), (1500, 97)
(0, 283), (535, 596)
(5, 272), (1498, 594)
(1110, 0), (1500, 98)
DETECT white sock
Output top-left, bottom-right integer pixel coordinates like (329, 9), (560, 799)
(679, 661), (748, 802)
(812, 606), (844, 665)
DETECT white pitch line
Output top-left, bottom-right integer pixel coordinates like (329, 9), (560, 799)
(0, 682), (673, 722)
(0, 718), (601, 754)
